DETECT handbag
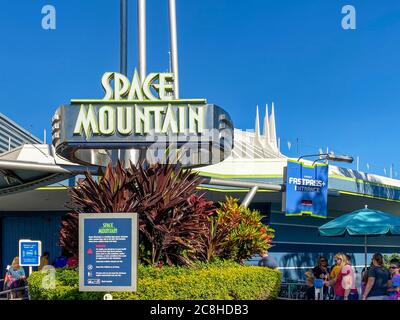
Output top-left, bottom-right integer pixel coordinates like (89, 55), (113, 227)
(314, 279), (324, 289)
(341, 274), (353, 290)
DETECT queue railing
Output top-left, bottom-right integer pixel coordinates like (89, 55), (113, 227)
(278, 281), (308, 300)
(0, 278), (29, 300)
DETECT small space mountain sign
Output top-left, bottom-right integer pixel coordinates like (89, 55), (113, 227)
(52, 70), (234, 167)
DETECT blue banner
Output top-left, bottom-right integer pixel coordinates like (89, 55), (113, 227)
(284, 160), (329, 218)
(79, 213), (138, 292)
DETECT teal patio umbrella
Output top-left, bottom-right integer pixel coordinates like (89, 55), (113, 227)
(318, 205), (400, 268)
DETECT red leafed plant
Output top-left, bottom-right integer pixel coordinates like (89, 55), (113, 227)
(59, 163), (272, 267)
(59, 161), (215, 266)
(60, 161), (137, 256)
(127, 163), (215, 266)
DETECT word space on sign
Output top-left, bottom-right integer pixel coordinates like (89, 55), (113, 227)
(283, 159), (329, 218)
(19, 239), (42, 266)
(79, 213), (138, 292)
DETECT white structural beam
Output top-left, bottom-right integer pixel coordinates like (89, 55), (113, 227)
(241, 186), (259, 208)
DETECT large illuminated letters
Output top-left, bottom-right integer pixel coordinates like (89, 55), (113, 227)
(73, 104), (205, 137)
(102, 69), (174, 101)
(72, 70), (207, 138)
(53, 69), (234, 168)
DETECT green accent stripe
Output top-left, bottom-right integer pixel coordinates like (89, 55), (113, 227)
(199, 170), (400, 191)
(287, 159), (328, 168)
(286, 212), (327, 219)
(197, 172), (283, 179)
(71, 99), (207, 104)
(272, 210), (336, 219)
(330, 174), (400, 190)
(36, 186), (399, 204)
(36, 186), (71, 190)
(336, 190), (400, 203)
(196, 186), (277, 193)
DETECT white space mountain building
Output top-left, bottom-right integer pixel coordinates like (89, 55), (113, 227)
(1, 106), (400, 281)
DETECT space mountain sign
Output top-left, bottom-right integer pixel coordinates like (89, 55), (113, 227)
(52, 70), (233, 167)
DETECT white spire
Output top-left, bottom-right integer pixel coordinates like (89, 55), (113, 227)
(263, 103), (270, 146)
(254, 105), (263, 148)
(269, 102), (277, 150)
(255, 105), (260, 137)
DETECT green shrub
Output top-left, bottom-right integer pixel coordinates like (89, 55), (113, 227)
(28, 261), (281, 300)
(384, 253), (400, 267)
(200, 197), (274, 263)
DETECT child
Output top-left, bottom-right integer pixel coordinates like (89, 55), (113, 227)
(388, 261), (400, 300)
(342, 255), (359, 300)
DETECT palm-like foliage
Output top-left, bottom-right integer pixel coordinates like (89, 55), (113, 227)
(70, 161), (137, 213)
(200, 197), (275, 263)
(60, 162), (137, 256)
(128, 162), (214, 265)
(59, 161), (215, 266)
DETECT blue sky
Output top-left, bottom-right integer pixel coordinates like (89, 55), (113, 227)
(1, 0), (400, 176)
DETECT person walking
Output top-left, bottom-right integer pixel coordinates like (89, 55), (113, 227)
(258, 250), (278, 269)
(362, 253), (390, 300)
(38, 252), (50, 271)
(325, 253), (347, 300)
(305, 256), (330, 300)
(330, 254), (342, 282)
(342, 255), (359, 300)
(387, 261), (400, 300)
(66, 255), (78, 268)
(4, 257), (26, 299)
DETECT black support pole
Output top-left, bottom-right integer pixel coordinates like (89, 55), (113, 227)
(120, 0), (128, 76)
(113, 0), (128, 164)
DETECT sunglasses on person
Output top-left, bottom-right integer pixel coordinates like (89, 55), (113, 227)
(320, 259), (326, 263)
(390, 266), (399, 269)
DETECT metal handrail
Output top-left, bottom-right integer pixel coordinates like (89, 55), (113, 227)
(0, 277), (29, 300)
(278, 281), (308, 300)
(0, 285), (29, 296)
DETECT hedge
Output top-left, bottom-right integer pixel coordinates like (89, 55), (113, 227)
(28, 260), (282, 300)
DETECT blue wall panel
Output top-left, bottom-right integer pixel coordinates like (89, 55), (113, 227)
(1, 213), (65, 275)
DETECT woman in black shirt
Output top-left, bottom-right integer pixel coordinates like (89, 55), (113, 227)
(305, 256), (330, 300)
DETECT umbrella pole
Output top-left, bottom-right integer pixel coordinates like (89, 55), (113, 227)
(364, 234), (368, 269)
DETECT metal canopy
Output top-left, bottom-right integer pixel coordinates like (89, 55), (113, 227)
(0, 144), (98, 196)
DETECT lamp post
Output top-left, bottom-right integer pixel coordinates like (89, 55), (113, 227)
(297, 153), (354, 165)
